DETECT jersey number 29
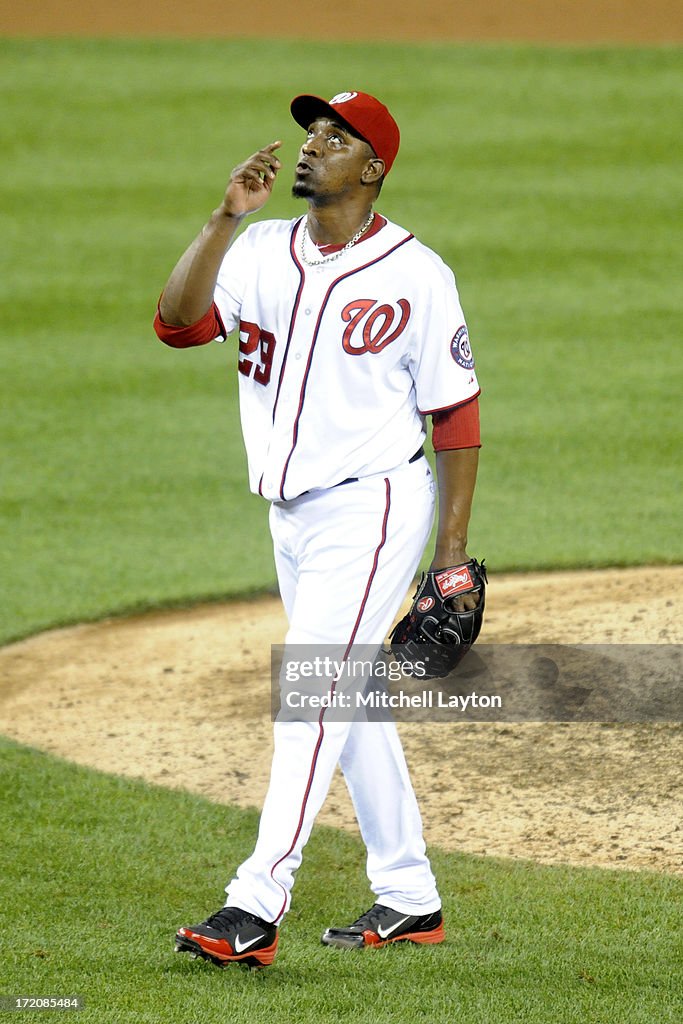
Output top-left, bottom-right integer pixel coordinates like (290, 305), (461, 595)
(238, 320), (276, 386)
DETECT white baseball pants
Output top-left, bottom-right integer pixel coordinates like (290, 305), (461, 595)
(225, 456), (441, 924)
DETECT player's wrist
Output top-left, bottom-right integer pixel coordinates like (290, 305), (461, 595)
(430, 543), (469, 570)
(213, 204), (247, 224)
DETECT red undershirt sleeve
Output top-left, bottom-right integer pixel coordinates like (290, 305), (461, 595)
(153, 301), (227, 348)
(432, 396), (481, 450)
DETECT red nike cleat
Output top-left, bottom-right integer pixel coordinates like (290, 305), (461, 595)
(175, 906), (278, 968)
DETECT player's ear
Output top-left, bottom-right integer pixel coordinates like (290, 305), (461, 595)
(361, 158), (385, 186)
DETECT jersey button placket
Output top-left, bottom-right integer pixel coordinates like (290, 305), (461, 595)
(266, 299), (311, 491)
(270, 278), (326, 495)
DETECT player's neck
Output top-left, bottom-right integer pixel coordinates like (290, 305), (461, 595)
(305, 202), (374, 246)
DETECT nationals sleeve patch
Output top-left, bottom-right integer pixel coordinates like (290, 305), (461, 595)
(450, 325), (474, 369)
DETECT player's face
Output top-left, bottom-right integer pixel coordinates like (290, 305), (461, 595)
(292, 118), (378, 203)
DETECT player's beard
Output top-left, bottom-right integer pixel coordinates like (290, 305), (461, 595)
(292, 179), (315, 199)
(292, 180), (338, 207)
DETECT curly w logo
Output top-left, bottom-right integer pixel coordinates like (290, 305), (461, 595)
(341, 299), (411, 355)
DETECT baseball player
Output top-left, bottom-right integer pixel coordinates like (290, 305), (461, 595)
(155, 90), (482, 968)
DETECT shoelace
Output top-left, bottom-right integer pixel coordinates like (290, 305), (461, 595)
(205, 906), (254, 930)
(350, 904), (400, 930)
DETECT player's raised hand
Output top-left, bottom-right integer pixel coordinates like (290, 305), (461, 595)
(221, 142), (282, 218)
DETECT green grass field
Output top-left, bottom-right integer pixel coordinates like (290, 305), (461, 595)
(0, 39), (681, 644)
(2, 738), (681, 1024)
(1, 38), (682, 1023)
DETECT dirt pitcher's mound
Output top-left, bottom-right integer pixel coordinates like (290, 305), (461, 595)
(0, 567), (681, 875)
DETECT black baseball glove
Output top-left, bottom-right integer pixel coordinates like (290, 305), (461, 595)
(389, 559), (487, 679)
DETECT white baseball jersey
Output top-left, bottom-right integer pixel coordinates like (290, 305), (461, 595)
(213, 216), (479, 501)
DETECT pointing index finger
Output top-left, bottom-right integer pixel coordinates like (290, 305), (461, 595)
(258, 141), (282, 177)
(264, 140), (282, 161)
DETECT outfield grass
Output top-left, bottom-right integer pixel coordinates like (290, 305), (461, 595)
(1, 738), (681, 1024)
(0, 39), (681, 644)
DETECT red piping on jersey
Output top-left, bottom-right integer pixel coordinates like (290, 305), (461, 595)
(269, 477), (392, 922)
(419, 388), (481, 416)
(315, 213), (387, 254)
(273, 222), (307, 416)
(277, 225), (415, 500)
(257, 220), (307, 496)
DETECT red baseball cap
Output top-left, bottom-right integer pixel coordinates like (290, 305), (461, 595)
(290, 91), (401, 174)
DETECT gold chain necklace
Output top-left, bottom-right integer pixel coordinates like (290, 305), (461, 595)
(300, 211), (374, 267)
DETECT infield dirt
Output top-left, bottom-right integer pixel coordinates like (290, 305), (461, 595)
(1, 567), (681, 877)
(1, 0), (682, 43)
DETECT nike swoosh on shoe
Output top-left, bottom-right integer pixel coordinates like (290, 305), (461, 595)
(233, 933), (264, 953)
(376, 916), (410, 939)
